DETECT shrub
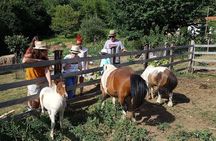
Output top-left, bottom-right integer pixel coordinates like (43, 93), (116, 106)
(4, 35), (28, 63)
(79, 16), (106, 43)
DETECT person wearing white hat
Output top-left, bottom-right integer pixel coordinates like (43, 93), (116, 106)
(103, 30), (127, 64)
(22, 40), (52, 110)
(63, 45), (82, 99)
(99, 48), (111, 74)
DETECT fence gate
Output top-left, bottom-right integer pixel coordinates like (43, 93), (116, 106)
(192, 44), (216, 72)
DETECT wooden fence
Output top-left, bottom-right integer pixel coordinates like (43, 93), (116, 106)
(0, 45), (194, 119)
(190, 44), (216, 72)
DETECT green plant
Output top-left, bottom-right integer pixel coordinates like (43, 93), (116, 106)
(149, 59), (169, 66)
(157, 122), (171, 132)
(51, 5), (80, 37)
(80, 16), (106, 43)
(4, 35), (29, 63)
(168, 130), (216, 141)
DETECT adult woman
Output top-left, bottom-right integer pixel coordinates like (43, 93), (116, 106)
(22, 41), (51, 110)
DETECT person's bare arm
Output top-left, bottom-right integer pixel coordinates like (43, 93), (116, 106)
(22, 56), (41, 63)
(45, 67), (52, 87)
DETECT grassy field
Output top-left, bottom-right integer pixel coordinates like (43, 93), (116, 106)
(1, 35), (216, 140)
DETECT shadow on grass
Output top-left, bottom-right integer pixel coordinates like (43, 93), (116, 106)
(137, 101), (175, 126)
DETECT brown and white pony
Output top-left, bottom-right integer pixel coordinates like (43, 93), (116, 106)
(101, 64), (148, 122)
(39, 80), (67, 140)
(141, 65), (178, 107)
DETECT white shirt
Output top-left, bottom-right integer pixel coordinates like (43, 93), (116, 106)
(103, 39), (125, 64)
(78, 47), (88, 71)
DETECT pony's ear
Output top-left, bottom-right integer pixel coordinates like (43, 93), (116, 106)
(54, 79), (61, 85)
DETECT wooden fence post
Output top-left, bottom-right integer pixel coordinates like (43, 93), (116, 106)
(143, 44), (149, 70)
(188, 40), (195, 73)
(169, 44), (174, 70)
(54, 50), (63, 75)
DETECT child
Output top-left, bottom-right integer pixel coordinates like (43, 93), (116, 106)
(76, 34), (88, 94)
(63, 45), (82, 99)
(100, 48), (111, 74)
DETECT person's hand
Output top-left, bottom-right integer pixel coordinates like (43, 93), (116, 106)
(122, 48), (127, 52)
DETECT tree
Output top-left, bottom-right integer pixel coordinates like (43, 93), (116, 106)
(109, 0), (216, 39)
(0, 0), (51, 55)
(80, 16), (106, 43)
(4, 35), (28, 63)
(51, 5), (80, 37)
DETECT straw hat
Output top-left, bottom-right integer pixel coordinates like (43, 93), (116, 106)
(70, 45), (81, 54)
(100, 48), (108, 54)
(108, 30), (116, 37)
(34, 41), (47, 50)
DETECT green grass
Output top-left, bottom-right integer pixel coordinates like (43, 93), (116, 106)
(0, 100), (152, 141)
(168, 130), (216, 141)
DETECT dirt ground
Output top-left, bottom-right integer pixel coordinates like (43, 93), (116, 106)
(134, 73), (216, 140)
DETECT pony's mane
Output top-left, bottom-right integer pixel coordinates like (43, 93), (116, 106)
(51, 80), (67, 97)
(104, 64), (117, 71)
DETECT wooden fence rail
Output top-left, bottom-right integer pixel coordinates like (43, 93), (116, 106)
(0, 45), (193, 112)
(191, 44), (216, 72)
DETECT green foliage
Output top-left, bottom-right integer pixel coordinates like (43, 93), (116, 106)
(149, 59), (169, 67)
(87, 40), (105, 56)
(157, 122), (171, 132)
(109, 0), (216, 40)
(4, 35), (28, 63)
(51, 5), (80, 36)
(141, 26), (166, 48)
(79, 0), (109, 20)
(0, 0), (51, 35)
(0, 100), (151, 140)
(168, 130), (216, 141)
(80, 16), (106, 43)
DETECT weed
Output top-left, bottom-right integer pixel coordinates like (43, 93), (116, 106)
(157, 122), (171, 132)
(168, 130), (216, 141)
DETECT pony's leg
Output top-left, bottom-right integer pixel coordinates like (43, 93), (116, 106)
(112, 97), (116, 106)
(167, 92), (173, 107)
(49, 112), (55, 140)
(146, 87), (151, 99)
(150, 87), (154, 99)
(121, 110), (127, 120)
(59, 109), (64, 129)
(118, 96), (128, 120)
(41, 105), (45, 114)
(101, 94), (110, 109)
(156, 92), (162, 104)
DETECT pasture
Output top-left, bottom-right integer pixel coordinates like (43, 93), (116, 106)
(0, 71), (216, 141)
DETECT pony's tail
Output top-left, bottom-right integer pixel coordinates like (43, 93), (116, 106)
(130, 74), (148, 110)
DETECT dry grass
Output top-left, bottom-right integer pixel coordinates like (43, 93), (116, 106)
(0, 70), (27, 115)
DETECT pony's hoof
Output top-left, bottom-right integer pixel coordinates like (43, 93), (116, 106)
(167, 101), (173, 107)
(156, 99), (162, 104)
(121, 115), (126, 120)
(50, 134), (54, 140)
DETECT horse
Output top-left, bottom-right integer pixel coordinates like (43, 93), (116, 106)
(100, 64), (148, 122)
(39, 79), (67, 140)
(141, 65), (178, 107)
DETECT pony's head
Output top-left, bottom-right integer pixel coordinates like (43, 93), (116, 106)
(54, 79), (68, 98)
(130, 74), (148, 111)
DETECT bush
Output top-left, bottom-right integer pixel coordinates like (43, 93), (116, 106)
(4, 35), (28, 63)
(79, 16), (106, 43)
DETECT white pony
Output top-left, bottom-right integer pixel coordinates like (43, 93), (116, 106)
(141, 65), (178, 107)
(40, 80), (67, 140)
